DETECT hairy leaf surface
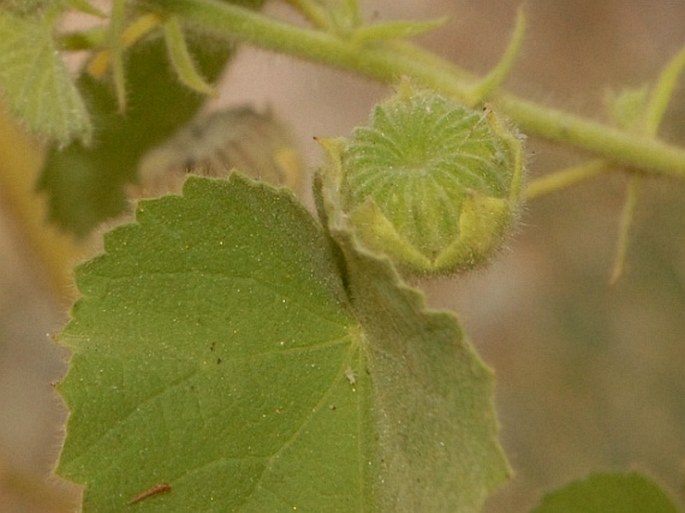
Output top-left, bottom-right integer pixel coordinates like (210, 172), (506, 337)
(316, 160), (511, 511)
(0, 11), (91, 144)
(58, 176), (508, 512)
(530, 472), (680, 513)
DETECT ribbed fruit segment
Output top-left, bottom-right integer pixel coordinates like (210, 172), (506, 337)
(341, 89), (513, 262)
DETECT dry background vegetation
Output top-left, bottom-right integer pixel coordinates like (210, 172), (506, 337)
(0, 1), (684, 512)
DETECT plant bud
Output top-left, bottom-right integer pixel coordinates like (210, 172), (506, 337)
(323, 84), (525, 275)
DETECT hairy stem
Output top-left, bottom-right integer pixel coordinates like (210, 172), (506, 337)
(466, 5), (526, 104)
(644, 46), (685, 136)
(138, 0), (685, 179)
(496, 94), (685, 178)
(609, 174), (640, 284)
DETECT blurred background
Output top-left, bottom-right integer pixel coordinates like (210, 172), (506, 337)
(0, 1), (684, 512)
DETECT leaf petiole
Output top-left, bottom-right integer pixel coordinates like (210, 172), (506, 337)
(109, 0), (127, 111)
(644, 45), (685, 136)
(609, 174), (640, 284)
(525, 160), (612, 200)
(86, 13), (161, 77)
(349, 17), (449, 46)
(163, 16), (216, 96)
(466, 5), (527, 105)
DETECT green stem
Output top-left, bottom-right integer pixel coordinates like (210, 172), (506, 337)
(163, 16), (216, 95)
(139, 0), (474, 96)
(609, 174), (640, 284)
(644, 46), (685, 136)
(110, 0), (127, 110)
(496, 94), (685, 178)
(138, 0), (685, 179)
(525, 160), (612, 200)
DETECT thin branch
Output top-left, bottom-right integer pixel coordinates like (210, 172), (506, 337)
(609, 174), (640, 284)
(525, 160), (612, 199)
(644, 46), (685, 136)
(466, 5), (527, 105)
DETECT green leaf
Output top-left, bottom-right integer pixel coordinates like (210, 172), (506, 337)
(530, 472), (680, 513)
(37, 36), (233, 237)
(316, 146), (511, 510)
(0, 10), (91, 145)
(57, 175), (509, 512)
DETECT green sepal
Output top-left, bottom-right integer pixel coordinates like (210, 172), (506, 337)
(434, 193), (510, 272)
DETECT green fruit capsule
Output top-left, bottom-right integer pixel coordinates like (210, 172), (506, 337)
(321, 84), (525, 275)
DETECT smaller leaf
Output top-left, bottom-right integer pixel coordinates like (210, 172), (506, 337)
(530, 472), (680, 513)
(604, 86), (649, 132)
(0, 11), (91, 144)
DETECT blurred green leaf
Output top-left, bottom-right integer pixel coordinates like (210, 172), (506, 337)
(0, 10), (91, 144)
(0, 0), (54, 16)
(65, 0), (106, 17)
(530, 472), (680, 513)
(37, 35), (232, 237)
(38, 0), (266, 237)
(57, 175), (508, 512)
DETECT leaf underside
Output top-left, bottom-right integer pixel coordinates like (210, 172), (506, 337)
(58, 176), (508, 512)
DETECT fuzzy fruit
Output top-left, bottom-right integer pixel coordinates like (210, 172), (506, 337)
(320, 84), (525, 275)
